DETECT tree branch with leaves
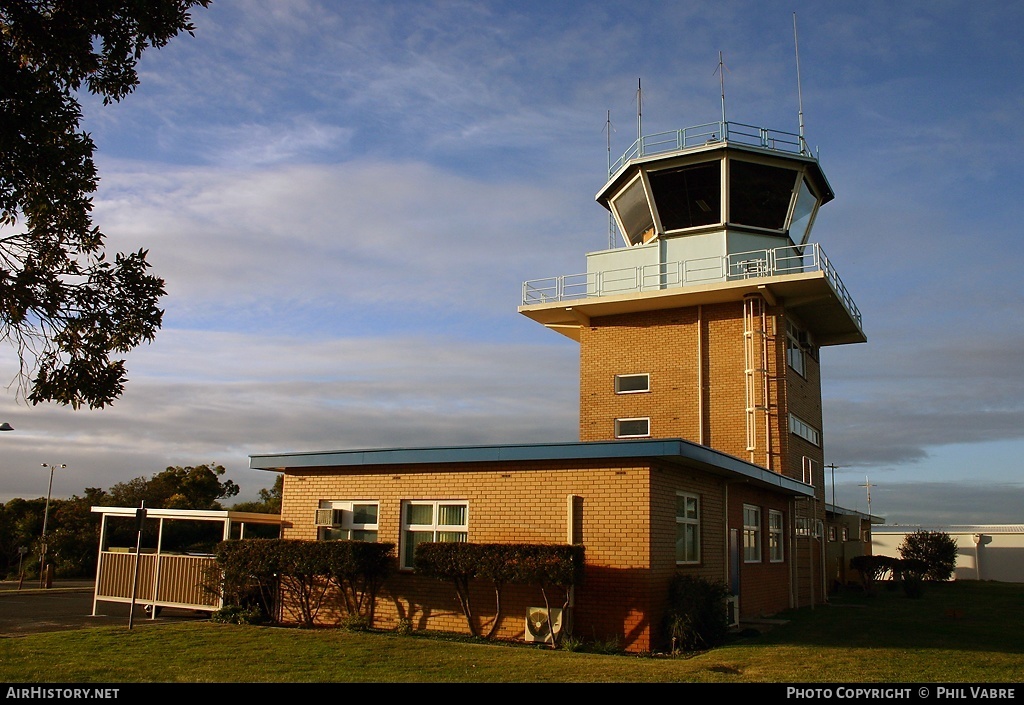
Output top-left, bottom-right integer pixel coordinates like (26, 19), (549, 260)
(0, 0), (210, 408)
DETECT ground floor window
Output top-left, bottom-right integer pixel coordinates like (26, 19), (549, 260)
(769, 509), (784, 562)
(315, 501), (379, 542)
(675, 492), (700, 564)
(743, 504), (761, 563)
(400, 500), (469, 569)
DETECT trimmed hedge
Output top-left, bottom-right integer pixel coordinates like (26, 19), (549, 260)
(215, 539), (395, 626)
(415, 542), (585, 643)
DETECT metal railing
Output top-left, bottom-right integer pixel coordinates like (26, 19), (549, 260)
(609, 121), (809, 179)
(521, 242), (862, 330)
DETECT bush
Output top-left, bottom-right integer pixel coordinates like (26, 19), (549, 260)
(849, 554), (899, 592)
(662, 575), (730, 653)
(898, 531), (957, 582)
(895, 558), (930, 598)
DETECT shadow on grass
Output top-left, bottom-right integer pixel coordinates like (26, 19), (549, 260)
(748, 580), (1024, 654)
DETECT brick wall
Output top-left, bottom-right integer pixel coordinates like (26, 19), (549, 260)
(280, 458), (661, 651)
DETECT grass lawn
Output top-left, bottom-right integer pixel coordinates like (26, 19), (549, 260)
(0, 581), (1020, 683)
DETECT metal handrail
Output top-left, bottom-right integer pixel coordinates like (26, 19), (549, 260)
(608, 121), (810, 180)
(521, 242), (861, 329)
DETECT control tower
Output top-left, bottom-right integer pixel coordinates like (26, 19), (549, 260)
(519, 120), (865, 601)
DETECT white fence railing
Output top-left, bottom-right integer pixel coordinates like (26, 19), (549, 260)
(522, 242), (862, 330)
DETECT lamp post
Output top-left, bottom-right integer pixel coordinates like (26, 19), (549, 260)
(39, 463), (66, 588)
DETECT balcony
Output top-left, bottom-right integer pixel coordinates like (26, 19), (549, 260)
(521, 242), (864, 345)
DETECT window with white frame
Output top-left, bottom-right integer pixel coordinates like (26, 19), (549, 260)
(743, 504), (761, 563)
(675, 492), (700, 564)
(615, 373), (650, 394)
(789, 413), (821, 446)
(400, 500), (468, 569)
(316, 501), (379, 542)
(786, 321), (806, 378)
(615, 417), (650, 438)
(827, 525), (837, 542)
(769, 509), (784, 562)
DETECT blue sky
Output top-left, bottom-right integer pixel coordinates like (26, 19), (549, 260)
(2, 1), (1023, 525)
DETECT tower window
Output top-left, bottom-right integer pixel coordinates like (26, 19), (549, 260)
(786, 321), (806, 378)
(614, 373), (650, 394)
(790, 414), (821, 447)
(729, 159), (797, 231)
(615, 418), (650, 438)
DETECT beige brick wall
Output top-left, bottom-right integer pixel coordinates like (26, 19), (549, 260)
(281, 459), (661, 650)
(279, 457), (746, 652)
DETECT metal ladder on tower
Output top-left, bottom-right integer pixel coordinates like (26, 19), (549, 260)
(743, 294), (774, 468)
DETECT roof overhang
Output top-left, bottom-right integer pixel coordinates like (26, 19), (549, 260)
(518, 269), (866, 345)
(250, 438), (815, 499)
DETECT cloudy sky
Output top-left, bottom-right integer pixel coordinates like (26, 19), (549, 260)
(2, 1), (1022, 526)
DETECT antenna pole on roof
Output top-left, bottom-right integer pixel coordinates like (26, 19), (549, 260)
(636, 78), (643, 154)
(793, 12), (806, 153)
(606, 109), (616, 248)
(715, 51), (727, 126)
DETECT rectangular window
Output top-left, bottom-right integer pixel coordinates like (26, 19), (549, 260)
(789, 413), (821, 446)
(743, 504), (761, 563)
(675, 492), (700, 564)
(769, 510), (784, 562)
(615, 417), (650, 438)
(827, 525), (837, 542)
(786, 321), (806, 378)
(615, 373), (650, 394)
(316, 501), (379, 542)
(400, 500), (468, 569)
(841, 526), (850, 542)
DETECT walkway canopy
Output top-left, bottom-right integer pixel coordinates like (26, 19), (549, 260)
(91, 506), (282, 617)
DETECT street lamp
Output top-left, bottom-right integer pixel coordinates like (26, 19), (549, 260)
(39, 462), (66, 588)
(0, 423), (13, 431)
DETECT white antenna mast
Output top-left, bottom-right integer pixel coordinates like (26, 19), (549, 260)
(793, 12), (806, 153)
(636, 78), (643, 153)
(715, 51), (728, 125)
(605, 109), (616, 248)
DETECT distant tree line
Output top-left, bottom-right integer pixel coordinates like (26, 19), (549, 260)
(0, 465), (281, 580)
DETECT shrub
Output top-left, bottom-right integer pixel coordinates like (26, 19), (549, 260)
(898, 531), (957, 582)
(849, 554), (899, 592)
(662, 574), (730, 653)
(896, 558), (930, 598)
(415, 542), (585, 645)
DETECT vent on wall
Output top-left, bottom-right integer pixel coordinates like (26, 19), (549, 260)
(314, 509), (343, 527)
(725, 595), (740, 627)
(524, 607), (563, 644)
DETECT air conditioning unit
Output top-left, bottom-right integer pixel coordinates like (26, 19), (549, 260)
(524, 607), (563, 644)
(725, 595), (740, 628)
(314, 509), (343, 527)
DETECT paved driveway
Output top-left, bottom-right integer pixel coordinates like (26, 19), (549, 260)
(0, 582), (209, 636)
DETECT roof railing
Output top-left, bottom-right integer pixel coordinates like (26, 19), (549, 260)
(608, 121), (810, 179)
(521, 242), (861, 331)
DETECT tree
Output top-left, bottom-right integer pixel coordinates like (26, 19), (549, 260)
(898, 530), (958, 582)
(230, 474), (283, 514)
(0, 0), (210, 408)
(108, 463), (240, 510)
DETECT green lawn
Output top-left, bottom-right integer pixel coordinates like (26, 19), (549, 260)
(0, 581), (1020, 683)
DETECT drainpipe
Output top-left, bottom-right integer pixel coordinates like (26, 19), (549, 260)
(698, 305), (705, 445)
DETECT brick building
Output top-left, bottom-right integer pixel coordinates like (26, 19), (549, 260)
(251, 119), (866, 651)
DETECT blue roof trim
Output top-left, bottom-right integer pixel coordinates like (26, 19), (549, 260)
(249, 438), (814, 497)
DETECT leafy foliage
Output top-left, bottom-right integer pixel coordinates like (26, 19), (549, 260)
(107, 463), (240, 510)
(215, 539), (396, 628)
(662, 574), (730, 653)
(0, 0), (210, 407)
(849, 554), (900, 592)
(898, 530), (958, 582)
(230, 474), (283, 514)
(414, 542), (585, 645)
